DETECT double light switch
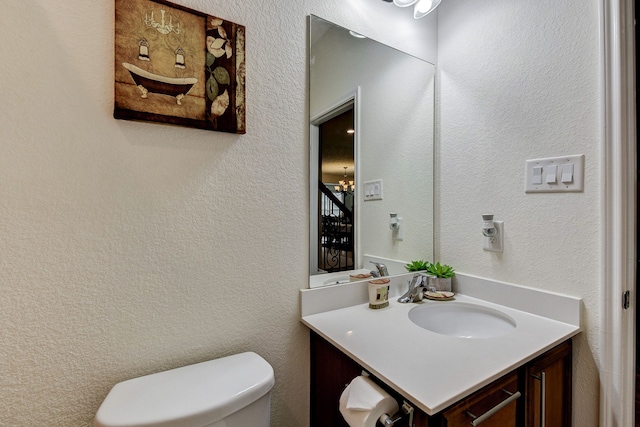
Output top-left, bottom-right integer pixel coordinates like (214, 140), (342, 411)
(525, 155), (584, 193)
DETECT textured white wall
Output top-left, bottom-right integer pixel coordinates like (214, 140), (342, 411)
(437, 0), (601, 425)
(0, 0), (434, 426)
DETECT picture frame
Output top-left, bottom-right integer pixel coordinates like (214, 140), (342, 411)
(114, 0), (246, 134)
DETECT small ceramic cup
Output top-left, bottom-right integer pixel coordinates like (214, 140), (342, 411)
(368, 278), (391, 309)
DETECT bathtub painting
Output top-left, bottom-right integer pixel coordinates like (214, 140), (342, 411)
(114, 0), (246, 134)
(122, 62), (197, 105)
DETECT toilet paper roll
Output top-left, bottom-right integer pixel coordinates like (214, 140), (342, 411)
(339, 376), (399, 427)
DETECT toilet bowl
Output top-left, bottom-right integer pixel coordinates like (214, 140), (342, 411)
(94, 352), (274, 427)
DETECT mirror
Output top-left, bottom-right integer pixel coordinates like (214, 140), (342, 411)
(309, 15), (435, 287)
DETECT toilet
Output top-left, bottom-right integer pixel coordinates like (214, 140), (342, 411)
(94, 352), (275, 427)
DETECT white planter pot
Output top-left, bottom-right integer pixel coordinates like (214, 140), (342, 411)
(431, 277), (452, 292)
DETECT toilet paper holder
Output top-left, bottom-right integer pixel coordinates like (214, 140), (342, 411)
(347, 371), (415, 427)
(379, 401), (414, 426)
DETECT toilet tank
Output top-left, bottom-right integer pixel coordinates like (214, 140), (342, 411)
(94, 352), (275, 427)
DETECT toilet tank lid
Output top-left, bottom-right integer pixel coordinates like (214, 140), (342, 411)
(94, 352), (274, 427)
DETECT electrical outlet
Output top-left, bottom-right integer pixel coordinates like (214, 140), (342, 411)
(483, 221), (503, 252)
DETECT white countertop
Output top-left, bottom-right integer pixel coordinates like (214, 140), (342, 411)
(301, 274), (581, 415)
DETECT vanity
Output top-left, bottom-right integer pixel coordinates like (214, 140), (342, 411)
(300, 273), (581, 426)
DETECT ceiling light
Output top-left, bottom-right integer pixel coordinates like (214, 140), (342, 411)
(413, 0), (441, 18)
(393, 0), (418, 7)
(349, 30), (366, 39)
(385, 0), (442, 18)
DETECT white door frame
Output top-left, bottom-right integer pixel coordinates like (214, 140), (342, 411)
(600, 0), (636, 425)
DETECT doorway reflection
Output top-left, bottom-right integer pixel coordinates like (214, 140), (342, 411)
(317, 108), (355, 273)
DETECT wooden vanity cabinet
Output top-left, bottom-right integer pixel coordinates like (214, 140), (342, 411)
(310, 330), (363, 427)
(440, 372), (519, 427)
(310, 331), (572, 427)
(524, 340), (572, 427)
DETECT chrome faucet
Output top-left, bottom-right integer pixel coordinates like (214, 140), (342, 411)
(369, 261), (389, 277)
(398, 273), (432, 303)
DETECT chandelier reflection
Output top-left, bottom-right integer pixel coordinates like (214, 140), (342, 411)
(334, 167), (355, 192)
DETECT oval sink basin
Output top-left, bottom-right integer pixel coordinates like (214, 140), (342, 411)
(408, 302), (517, 339)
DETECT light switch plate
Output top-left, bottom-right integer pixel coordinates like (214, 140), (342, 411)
(364, 179), (383, 201)
(525, 154), (584, 193)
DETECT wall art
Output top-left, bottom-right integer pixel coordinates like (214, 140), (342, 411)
(114, 0), (246, 134)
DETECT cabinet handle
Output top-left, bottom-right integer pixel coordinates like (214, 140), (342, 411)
(532, 371), (547, 427)
(465, 389), (521, 426)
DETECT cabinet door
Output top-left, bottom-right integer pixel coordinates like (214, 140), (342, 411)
(442, 373), (520, 427)
(310, 331), (365, 427)
(525, 340), (572, 427)
(310, 331), (436, 427)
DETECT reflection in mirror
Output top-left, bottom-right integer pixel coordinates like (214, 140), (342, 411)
(318, 108), (355, 272)
(309, 15), (435, 287)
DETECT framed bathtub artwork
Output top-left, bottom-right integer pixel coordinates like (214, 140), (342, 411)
(114, 0), (246, 134)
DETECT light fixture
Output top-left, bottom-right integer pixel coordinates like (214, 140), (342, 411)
(413, 0), (441, 18)
(334, 167), (355, 192)
(349, 31), (366, 39)
(386, 0), (442, 19)
(393, 0), (418, 7)
(346, 129), (355, 134)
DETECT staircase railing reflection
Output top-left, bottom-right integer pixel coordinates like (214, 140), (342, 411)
(318, 181), (354, 273)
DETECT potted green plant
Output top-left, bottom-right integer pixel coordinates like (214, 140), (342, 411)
(425, 261), (455, 291)
(405, 260), (430, 272)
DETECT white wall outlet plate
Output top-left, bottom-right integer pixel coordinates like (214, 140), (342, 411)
(525, 154), (584, 193)
(483, 221), (503, 252)
(392, 217), (403, 241)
